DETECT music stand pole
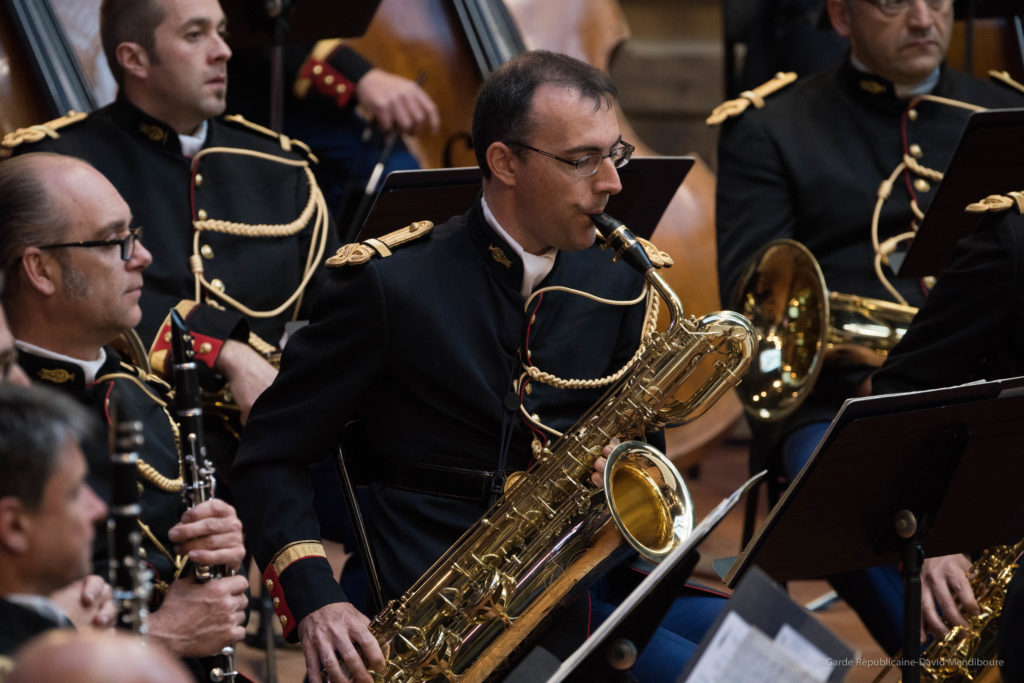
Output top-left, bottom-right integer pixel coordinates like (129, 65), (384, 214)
(895, 511), (924, 683)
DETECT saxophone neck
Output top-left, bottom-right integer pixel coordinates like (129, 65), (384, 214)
(591, 213), (684, 328)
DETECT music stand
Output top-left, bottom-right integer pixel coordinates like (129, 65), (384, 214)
(355, 156), (697, 242)
(724, 376), (1024, 682)
(898, 109), (1024, 278)
(547, 472), (766, 682)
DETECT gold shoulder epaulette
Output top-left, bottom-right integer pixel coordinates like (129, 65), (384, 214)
(222, 114), (319, 164)
(965, 191), (1024, 214)
(637, 237), (674, 268)
(706, 72), (798, 127)
(326, 220), (434, 267)
(989, 70), (1024, 96)
(1, 110), (88, 149)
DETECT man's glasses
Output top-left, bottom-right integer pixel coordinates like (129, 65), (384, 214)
(37, 226), (143, 262)
(859, 0), (953, 16)
(508, 141), (634, 177)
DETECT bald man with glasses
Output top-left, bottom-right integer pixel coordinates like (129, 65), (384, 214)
(0, 153), (249, 679)
(712, 0), (1024, 658)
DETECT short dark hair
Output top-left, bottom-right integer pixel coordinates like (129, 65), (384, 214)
(0, 154), (71, 302)
(100, 0), (166, 88)
(472, 50), (618, 180)
(0, 383), (95, 510)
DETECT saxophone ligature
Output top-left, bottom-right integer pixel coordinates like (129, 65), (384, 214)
(170, 309), (238, 683)
(366, 213), (756, 682)
(107, 387), (153, 635)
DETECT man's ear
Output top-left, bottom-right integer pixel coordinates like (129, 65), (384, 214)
(0, 496), (30, 555)
(116, 42), (151, 81)
(827, 0), (853, 38)
(18, 248), (58, 297)
(486, 142), (520, 187)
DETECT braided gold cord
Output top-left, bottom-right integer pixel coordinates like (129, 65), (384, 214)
(137, 460), (183, 493)
(190, 150), (330, 319)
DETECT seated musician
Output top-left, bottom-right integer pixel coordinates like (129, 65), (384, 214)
(0, 152), (248, 678)
(232, 50), (729, 683)
(711, 0), (1024, 655)
(869, 195), (1024, 678)
(0, 382), (110, 670)
(2, 0), (342, 436)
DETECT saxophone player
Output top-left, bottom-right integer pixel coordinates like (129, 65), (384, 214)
(0, 153), (249, 678)
(232, 51), (727, 683)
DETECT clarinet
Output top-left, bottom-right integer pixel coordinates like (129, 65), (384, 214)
(169, 309), (238, 683)
(107, 387), (152, 634)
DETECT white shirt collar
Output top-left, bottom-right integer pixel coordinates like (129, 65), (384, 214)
(481, 197), (557, 297)
(15, 340), (107, 384)
(179, 120), (209, 158)
(849, 55), (940, 97)
(6, 594), (72, 627)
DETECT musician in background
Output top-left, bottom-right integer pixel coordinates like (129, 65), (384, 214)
(711, 0), (1024, 654)
(0, 382), (109, 669)
(868, 200), (1024, 677)
(0, 152), (249, 675)
(228, 39), (440, 238)
(2, 0), (341, 429)
(233, 50), (726, 683)
(7, 629), (192, 683)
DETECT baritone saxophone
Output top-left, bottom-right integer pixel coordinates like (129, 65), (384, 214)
(367, 213), (756, 682)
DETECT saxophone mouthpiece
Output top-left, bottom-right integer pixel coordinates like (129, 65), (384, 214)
(590, 213), (654, 274)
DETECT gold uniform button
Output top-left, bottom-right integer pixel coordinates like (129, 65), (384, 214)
(211, 278), (225, 292)
(265, 579), (274, 591)
(200, 244), (214, 259)
(908, 143), (923, 158)
(194, 173), (203, 187)
(914, 178), (931, 193)
(279, 615), (288, 627)
(198, 342), (213, 355)
(336, 84), (347, 94)
(907, 109), (918, 122)
(525, 383), (533, 396)
(273, 597), (280, 608)
(197, 208), (208, 221)
(324, 75), (335, 85)
(164, 332), (172, 343)
(312, 65), (323, 75)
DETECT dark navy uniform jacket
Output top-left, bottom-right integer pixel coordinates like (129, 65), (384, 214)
(7, 98), (338, 379)
(18, 349), (190, 593)
(715, 60), (1024, 436)
(0, 597), (66, 657)
(231, 200), (651, 638)
(872, 208), (1024, 394)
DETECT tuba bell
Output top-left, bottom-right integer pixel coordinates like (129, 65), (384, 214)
(730, 239), (917, 421)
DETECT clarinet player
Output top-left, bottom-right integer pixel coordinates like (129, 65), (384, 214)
(0, 152), (249, 678)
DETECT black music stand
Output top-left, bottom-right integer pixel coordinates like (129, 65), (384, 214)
(898, 109), (1024, 278)
(546, 472), (766, 683)
(355, 156), (696, 242)
(724, 376), (1024, 682)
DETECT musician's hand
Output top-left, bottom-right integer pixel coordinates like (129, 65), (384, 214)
(148, 575), (249, 657)
(300, 602), (385, 683)
(213, 339), (277, 424)
(920, 553), (979, 643)
(356, 68), (440, 136)
(168, 498), (245, 571)
(591, 438), (621, 488)
(49, 575), (116, 630)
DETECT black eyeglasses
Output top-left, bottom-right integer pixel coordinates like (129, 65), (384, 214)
(507, 141), (634, 177)
(37, 226), (143, 262)
(859, 0), (953, 16)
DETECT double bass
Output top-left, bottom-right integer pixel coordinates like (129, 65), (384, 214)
(345, 0), (739, 465)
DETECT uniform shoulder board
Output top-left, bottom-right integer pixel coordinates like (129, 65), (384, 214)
(706, 72), (798, 127)
(637, 237), (674, 268)
(222, 114), (319, 163)
(1, 110), (88, 149)
(965, 191), (1024, 214)
(989, 70), (1024, 96)
(326, 220), (434, 267)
